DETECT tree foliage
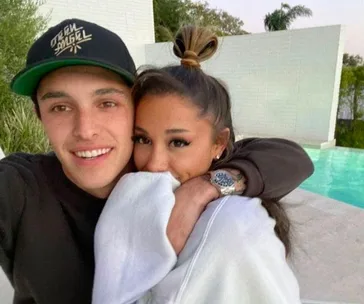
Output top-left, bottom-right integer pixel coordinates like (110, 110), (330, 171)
(343, 53), (363, 67)
(0, 0), (47, 111)
(336, 53), (364, 148)
(339, 54), (364, 121)
(153, 0), (248, 42)
(0, 0), (47, 154)
(264, 3), (312, 31)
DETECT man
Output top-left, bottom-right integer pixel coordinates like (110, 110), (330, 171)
(0, 18), (313, 304)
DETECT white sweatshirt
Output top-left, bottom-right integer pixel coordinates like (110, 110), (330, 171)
(92, 172), (301, 304)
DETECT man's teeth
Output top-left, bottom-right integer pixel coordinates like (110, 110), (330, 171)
(75, 148), (111, 158)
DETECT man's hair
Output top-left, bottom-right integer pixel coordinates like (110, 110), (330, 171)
(31, 93), (41, 119)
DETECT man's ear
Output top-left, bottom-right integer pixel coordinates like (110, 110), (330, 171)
(213, 128), (230, 159)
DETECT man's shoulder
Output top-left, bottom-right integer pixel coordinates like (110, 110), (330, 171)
(1, 152), (56, 168)
(2, 151), (52, 162)
(0, 152), (58, 183)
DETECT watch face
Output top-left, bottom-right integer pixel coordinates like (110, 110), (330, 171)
(213, 171), (234, 187)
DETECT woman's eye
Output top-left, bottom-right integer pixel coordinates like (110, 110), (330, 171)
(170, 139), (190, 148)
(100, 101), (116, 108)
(51, 105), (71, 112)
(132, 135), (151, 145)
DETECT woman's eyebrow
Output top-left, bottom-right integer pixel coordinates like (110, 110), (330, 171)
(165, 129), (190, 134)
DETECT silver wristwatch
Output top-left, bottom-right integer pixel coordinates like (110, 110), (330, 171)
(209, 169), (245, 196)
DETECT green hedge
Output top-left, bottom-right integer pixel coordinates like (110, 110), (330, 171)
(335, 120), (364, 149)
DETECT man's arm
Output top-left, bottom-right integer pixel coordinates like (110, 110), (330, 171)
(213, 138), (314, 199)
(168, 138), (313, 254)
(0, 161), (26, 286)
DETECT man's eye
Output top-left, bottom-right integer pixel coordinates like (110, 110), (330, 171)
(100, 101), (116, 108)
(170, 139), (190, 148)
(51, 105), (71, 112)
(132, 135), (151, 145)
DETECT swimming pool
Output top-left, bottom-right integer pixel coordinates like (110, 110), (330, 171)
(300, 147), (364, 209)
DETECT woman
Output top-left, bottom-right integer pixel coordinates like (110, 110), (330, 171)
(93, 25), (301, 304)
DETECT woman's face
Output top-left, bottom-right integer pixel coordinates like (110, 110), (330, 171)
(133, 94), (228, 183)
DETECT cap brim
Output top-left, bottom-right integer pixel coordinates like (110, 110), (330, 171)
(11, 57), (135, 96)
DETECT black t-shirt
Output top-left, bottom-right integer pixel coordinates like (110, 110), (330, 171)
(0, 153), (105, 304)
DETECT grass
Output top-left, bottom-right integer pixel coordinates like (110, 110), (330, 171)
(0, 101), (50, 155)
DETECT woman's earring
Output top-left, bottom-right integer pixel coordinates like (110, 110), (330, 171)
(215, 154), (220, 160)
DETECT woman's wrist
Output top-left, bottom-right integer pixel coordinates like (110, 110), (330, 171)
(168, 176), (219, 254)
(208, 168), (247, 197)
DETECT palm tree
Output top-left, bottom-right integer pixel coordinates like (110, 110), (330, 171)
(264, 3), (312, 31)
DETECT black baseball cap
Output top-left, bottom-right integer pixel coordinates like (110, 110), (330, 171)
(11, 18), (136, 96)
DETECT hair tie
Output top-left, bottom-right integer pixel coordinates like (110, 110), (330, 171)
(181, 50), (200, 68)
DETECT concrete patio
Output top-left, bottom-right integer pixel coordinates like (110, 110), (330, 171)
(283, 189), (364, 304)
(0, 189), (363, 303)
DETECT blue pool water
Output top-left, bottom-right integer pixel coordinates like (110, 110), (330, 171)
(300, 147), (364, 209)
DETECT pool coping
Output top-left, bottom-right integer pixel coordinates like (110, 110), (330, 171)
(303, 145), (364, 153)
(302, 301), (360, 304)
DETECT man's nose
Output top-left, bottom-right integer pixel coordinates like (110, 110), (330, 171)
(72, 110), (98, 140)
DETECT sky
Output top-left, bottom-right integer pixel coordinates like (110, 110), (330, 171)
(202, 0), (364, 56)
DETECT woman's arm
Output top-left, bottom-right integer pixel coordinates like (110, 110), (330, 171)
(92, 172), (180, 304)
(150, 196), (301, 304)
(92, 173), (301, 304)
(214, 138), (314, 199)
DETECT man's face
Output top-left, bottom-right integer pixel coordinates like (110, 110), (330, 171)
(37, 66), (134, 198)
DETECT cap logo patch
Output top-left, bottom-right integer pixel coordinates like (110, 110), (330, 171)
(50, 23), (93, 56)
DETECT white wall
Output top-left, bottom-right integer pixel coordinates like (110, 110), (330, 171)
(38, 0), (155, 66)
(144, 25), (345, 145)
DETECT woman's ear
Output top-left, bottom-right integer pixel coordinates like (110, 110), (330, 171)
(213, 128), (230, 160)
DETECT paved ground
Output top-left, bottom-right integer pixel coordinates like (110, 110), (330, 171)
(283, 189), (364, 304)
(1, 189), (363, 303)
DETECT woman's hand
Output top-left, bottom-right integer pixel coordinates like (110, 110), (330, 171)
(167, 174), (219, 255)
(167, 168), (246, 255)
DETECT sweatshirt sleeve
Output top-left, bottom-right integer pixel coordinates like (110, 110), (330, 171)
(0, 161), (26, 286)
(92, 172), (180, 304)
(172, 196), (301, 304)
(214, 137), (314, 199)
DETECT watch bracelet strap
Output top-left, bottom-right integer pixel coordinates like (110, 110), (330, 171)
(208, 170), (247, 197)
